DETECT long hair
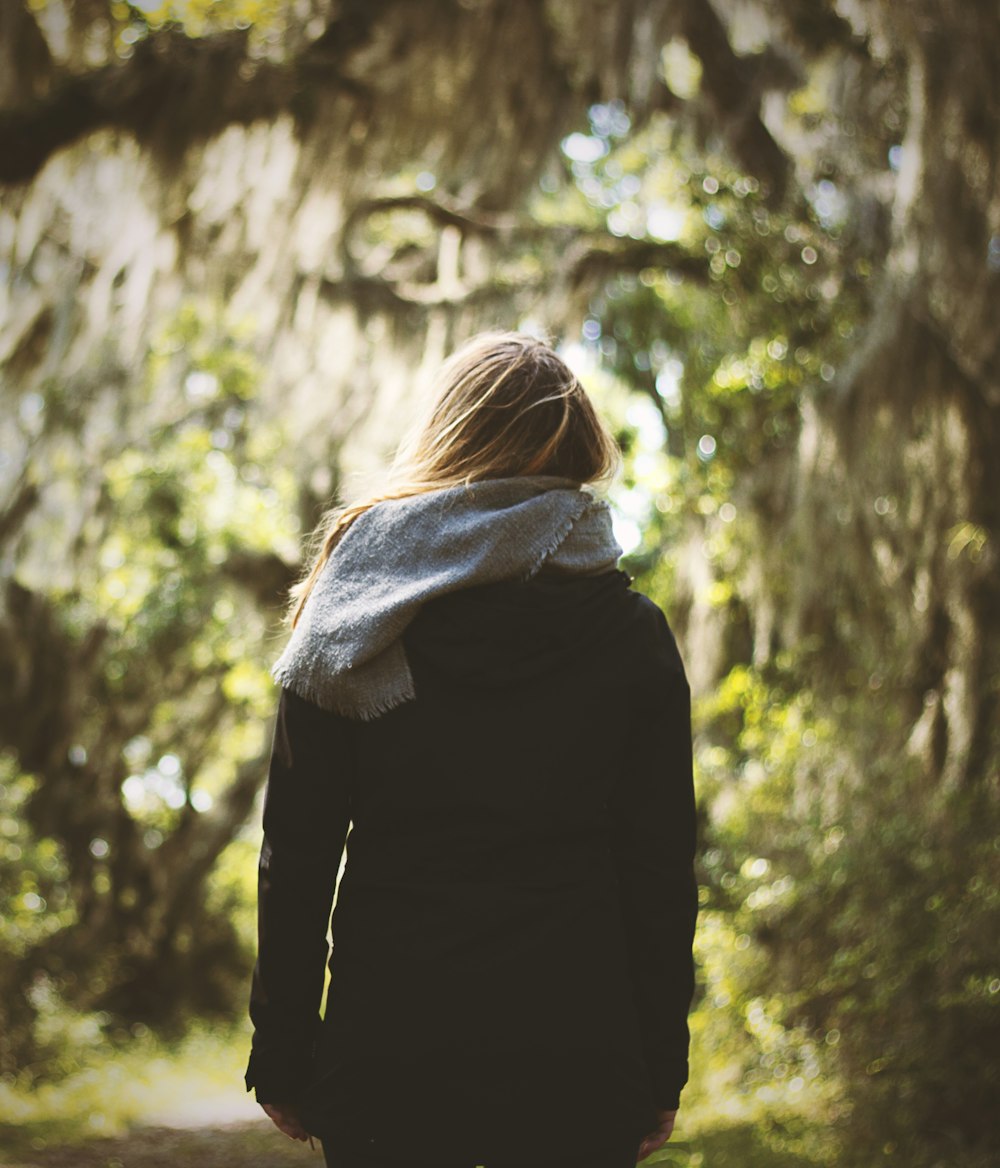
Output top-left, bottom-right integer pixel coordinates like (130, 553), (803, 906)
(284, 331), (620, 628)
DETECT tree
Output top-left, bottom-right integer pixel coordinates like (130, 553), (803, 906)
(1, 2), (998, 1163)
(569, 4), (1000, 1163)
(0, 0), (692, 1060)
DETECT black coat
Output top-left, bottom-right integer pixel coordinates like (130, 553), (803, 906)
(245, 568), (697, 1162)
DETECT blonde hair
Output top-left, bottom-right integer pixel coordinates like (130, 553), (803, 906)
(284, 331), (620, 628)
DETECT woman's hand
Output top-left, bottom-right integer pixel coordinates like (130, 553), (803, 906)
(637, 1107), (678, 1162)
(260, 1101), (313, 1144)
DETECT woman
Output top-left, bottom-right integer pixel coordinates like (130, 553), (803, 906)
(244, 332), (697, 1168)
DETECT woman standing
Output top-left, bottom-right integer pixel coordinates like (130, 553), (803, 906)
(244, 332), (698, 1168)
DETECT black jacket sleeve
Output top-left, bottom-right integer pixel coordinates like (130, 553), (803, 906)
(244, 686), (354, 1104)
(610, 600), (698, 1111)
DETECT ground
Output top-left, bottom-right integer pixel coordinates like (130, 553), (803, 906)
(1, 1120), (323, 1168)
(0, 1026), (830, 1168)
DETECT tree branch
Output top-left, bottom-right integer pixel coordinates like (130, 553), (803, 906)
(337, 187), (713, 309)
(0, 0), (54, 109)
(344, 194), (520, 240)
(0, 24), (360, 185)
(675, 0), (793, 205)
(0, 473), (40, 547)
(220, 548), (299, 609)
(566, 237), (712, 287)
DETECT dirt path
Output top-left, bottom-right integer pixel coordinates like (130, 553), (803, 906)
(0, 1120), (325, 1168)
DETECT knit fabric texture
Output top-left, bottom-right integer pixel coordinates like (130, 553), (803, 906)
(270, 475), (623, 720)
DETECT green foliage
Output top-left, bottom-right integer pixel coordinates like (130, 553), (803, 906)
(5, 12), (998, 1168)
(108, 0), (290, 49)
(0, 1018), (255, 1150)
(559, 98), (1000, 1168)
(0, 760), (76, 1077)
(693, 660), (1000, 1167)
(0, 1018), (835, 1168)
(557, 109), (867, 511)
(2, 303), (303, 1075)
(0, 768), (74, 957)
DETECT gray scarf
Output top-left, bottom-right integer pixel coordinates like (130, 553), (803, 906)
(270, 475), (622, 720)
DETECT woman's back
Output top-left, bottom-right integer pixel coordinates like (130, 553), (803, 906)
(274, 571), (695, 1163)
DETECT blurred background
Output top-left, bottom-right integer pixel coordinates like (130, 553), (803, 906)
(1, 1), (998, 1166)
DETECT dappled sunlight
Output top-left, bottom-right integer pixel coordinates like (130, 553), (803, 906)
(2, 2), (998, 1167)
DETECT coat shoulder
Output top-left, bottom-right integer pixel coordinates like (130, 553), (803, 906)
(617, 584), (688, 683)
